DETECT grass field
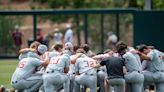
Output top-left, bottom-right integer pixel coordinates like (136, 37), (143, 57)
(0, 59), (18, 88)
(0, 59), (155, 92)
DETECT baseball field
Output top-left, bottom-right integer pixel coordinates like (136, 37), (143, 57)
(0, 59), (18, 88)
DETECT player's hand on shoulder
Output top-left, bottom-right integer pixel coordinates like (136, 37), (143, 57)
(19, 48), (36, 54)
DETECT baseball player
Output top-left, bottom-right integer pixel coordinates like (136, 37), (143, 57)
(49, 44), (63, 57)
(82, 44), (95, 57)
(43, 42), (73, 92)
(92, 49), (113, 92)
(92, 53), (126, 92)
(116, 42), (144, 92)
(137, 44), (164, 92)
(68, 50), (83, 92)
(18, 41), (40, 60)
(74, 48), (97, 92)
(11, 44), (48, 92)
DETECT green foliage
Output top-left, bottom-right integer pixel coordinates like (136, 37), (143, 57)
(0, 16), (22, 55)
(153, 0), (164, 10)
(47, 0), (70, 8)
(33, 0), (46, 3)
(137, 0), (164, 10)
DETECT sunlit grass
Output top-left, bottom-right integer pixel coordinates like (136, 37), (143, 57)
(0, 59), (18, 88)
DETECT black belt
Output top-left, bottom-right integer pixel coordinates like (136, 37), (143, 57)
(12, 81), (18, 84)
(97, 69), (105, 72)
(84, 73), (95, 76)
(46, 70), (55, 73)
(150, 70), (164, 73)
(46, 70), (61, 73)
(129, 71), (141, 73)
(136, 71), (141, 73)
(157, 70), (164, 72)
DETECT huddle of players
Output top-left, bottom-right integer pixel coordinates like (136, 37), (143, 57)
(10, 41), (164, 92)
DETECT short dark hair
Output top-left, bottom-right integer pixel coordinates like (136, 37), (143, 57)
(137, 44), (148, 52)
(81, 44), (90, 52)
(73, 45), (80, 52)
(116, 41), (127, 53)
(53, 44), (63, 51)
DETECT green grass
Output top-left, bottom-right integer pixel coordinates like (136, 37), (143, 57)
(0, 59), (18, 88)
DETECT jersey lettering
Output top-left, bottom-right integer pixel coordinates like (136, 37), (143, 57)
(84, 60), (93, 67)
(18, 61), (26, 68)
(50, 57), (60, 64)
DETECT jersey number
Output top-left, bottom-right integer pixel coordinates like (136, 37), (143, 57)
(18, 61), (26, 68)
(50, 58), (59, 64)
(84, 60), (93, 67)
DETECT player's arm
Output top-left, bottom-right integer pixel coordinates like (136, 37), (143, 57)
(19, 48), (36, 54)
(123, 66), (128, 75)
(74, 60), (80, 75)
(41, 60), (49, 67)
(64, 57), (70, 73)
(71, 53), (83, 64)
(64, 67), (69, 73)
(137, 51), (151, 61)
(31, 58), (49, 67)
(42, 52), (50, 61)
(91, 58), (106, 68)
(92, 54), (104, 60)
(91, 63), (101, 68)
(139, 53), (151, 61)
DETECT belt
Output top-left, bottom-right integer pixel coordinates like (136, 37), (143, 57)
(84, 73), (95, 76)
(46, 70), (61, 74)
(129, 71), (141, 73)
(97, 69), (105, 72)
(150, 70), (164, 73)
(11, 81), (18, 84)
(72, 72), (75, 74)
(157, 70), (164, 72)
(136, 71), (141, 73)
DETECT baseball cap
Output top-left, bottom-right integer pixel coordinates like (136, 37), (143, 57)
(64, 42), (73, 49)
(37, 44), (48, 54)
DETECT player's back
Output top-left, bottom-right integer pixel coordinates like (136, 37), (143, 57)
(11, 57), (42, 82)
(68, 54), (77, 74)
(48, 50), (60, 59)
(147, 49), (163, 72)
(75, 54), (96, 74)
(123, 52), (142, 72)
(46, 54), (70, 73)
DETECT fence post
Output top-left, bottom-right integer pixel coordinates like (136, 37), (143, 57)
(76, 14), (81, 45)
(116, 13), (119, 41)
(83, 14), (88, 44)
(100, 14), (104, 52)
(33, 14), (37, 41)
